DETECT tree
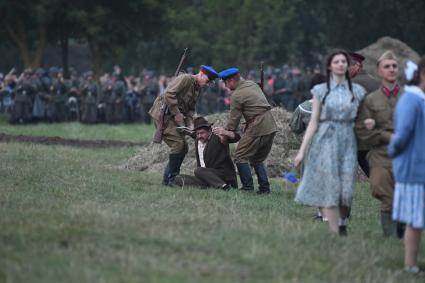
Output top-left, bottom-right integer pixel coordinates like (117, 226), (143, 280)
(164, 0), (300, 70)
(0, 0), (55, 68)
(67, 0), (164, 77)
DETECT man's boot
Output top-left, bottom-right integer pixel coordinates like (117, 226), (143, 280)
(397, 222), (406, 239)
(167, 153), (182, 187)
(381, 212), (397, 238)
(176, 151), (187, 175)
(236, 163), (254, 192)
(253, 163), (270, 194)
(162, 162), (170, 186)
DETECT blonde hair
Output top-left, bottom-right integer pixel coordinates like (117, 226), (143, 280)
(377, 51), (397, 66)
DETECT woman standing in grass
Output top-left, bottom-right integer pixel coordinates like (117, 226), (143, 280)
(389, 57), (425, 273)
(294, 50), (365, 235)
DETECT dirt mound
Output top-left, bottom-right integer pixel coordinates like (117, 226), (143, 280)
(357, 36), (420, 80)
(0, 133), (145, 147)
(125, 108), (302, 177)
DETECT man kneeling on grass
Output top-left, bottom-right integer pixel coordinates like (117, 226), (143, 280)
(175, 116), (240, 190)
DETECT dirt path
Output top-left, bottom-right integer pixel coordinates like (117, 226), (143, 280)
(0, 133), (145, 148)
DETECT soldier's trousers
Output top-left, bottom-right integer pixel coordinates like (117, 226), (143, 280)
(234, 132), (276, 165)
(357, 150), (370, 177)
(176, 167), (237, 189)
(369, 166), (395, 213)
(155, 118), (188, 154)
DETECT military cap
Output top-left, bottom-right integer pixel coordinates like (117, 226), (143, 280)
(377, 50), (397, 66)
(200, 65), (219, 80)
(193, 116), (213, 131)
(219, 68), (239, 80)
(348, 52), (365, 63)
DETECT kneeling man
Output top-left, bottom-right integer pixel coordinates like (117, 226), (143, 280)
(175, 116), (240, 190)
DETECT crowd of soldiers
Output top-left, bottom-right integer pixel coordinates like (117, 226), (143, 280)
(0, 64), (320, 125)
(0, 66), (163, 124)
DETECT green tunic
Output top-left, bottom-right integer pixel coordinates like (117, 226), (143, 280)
(226, 79), (278, 164)
(149, 74), (201, 153)
(355, 87), (401, 168)
(226, 79), (277, 136)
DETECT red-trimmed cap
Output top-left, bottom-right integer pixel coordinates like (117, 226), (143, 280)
(348, 52), (365, 63)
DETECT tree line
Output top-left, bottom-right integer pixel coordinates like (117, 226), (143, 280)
(1, 0), (424, 76)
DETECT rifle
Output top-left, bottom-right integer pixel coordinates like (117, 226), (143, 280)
(260, 61), (264, 91)
(153, 48), (189, 143)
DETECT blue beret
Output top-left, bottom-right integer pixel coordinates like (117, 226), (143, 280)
(219, 68), (239, 80)
(200, 65), (218, 80)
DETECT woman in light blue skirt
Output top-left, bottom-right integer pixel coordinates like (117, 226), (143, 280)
(388, 56), (425, 273)
(294, 50), (365, 235)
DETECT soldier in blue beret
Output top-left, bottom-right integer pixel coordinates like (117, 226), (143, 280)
(149, 65), (219, 187)
(213, 67), (278, 194)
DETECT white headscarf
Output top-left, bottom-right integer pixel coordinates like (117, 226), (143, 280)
(405, 60), (418, 81)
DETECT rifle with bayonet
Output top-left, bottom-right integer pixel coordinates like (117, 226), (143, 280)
(153, 48), (189, 143)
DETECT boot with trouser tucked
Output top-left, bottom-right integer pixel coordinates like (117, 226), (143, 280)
(162, 163), (170, 186)
(381, 212), (397, 238)
(253, 163), (270, 194)
(166, 151), (186, 187)
(236, 163), (254, 192)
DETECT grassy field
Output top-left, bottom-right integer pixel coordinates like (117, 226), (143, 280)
(0, 122), (424, 282)
(0, 113), (155, 143)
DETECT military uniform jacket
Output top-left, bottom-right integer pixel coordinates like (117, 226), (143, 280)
(195, 134), (240, 183)
(355, 86), (402, 167)
(352, 71), (380, 94)
(352, 71), (381, 151)
(149, 74), (200, 125)
(226, 79), (278, 137)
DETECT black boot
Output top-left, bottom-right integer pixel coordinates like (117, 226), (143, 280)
(236, 163), (254, 192)
(162, 162), (170, 186)
(381, 212), (397, 238)
(167, 153), (182, 187)
(176, 151), (187, 175)
(253, 163), (270, 194)
(397, 222), (406, 239)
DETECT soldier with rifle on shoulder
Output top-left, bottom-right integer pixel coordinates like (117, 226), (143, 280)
(148, 49), (219, 187)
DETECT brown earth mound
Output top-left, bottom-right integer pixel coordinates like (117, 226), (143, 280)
(0, 133), (145, 147)
(357, 36), (420, 81)
(125, 108), (302, 178)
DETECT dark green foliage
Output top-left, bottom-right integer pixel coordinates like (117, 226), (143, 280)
(1, 0), (424, 72)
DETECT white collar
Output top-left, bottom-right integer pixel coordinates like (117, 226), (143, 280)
(329, 78), (349, 90)
(405, 85), (425, 100)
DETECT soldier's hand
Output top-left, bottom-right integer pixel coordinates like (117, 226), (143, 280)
(212, 126), (225, 136)
(364, 118), (375, 130)
(174, 113), (184, 126)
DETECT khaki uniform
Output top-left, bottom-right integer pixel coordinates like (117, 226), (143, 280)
(226, 79), (278, 164)
(149, 74), (200, 154)
(352, 71), (380, 94)
(352, 71), (381, 151)
(355, 87), (401, 212)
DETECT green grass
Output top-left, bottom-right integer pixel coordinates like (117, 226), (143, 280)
(1, 141), (424, 283)
(0, 113), (155, 143)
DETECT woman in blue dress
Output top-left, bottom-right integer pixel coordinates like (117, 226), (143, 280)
(389, 57), (425, 273)
(294, 50), (365, 235)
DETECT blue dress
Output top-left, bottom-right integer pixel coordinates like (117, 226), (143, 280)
(389, 86), (425, 229)
(295, 80), (365, 207)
